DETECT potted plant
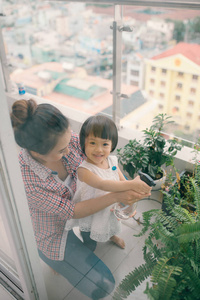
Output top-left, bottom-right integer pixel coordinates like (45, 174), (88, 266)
(113, 162), (200, 300)
(117, 114), (182, 182)
(162, 169), (196, 214)
(162, 138), (200, 214)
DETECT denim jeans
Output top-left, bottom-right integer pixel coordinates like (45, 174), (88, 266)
(38, 230), (115, 299)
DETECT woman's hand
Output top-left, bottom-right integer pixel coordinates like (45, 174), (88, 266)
(130, 176), (152, 194)
(73, 189), (151, 219)
(115, 189), (151, 206)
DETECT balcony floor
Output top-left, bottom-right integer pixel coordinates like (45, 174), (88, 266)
(0, 191), (162, 300)
(40, 190), (162, 300)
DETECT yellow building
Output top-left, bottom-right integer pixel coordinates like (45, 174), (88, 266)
(145, 42), (200, 133)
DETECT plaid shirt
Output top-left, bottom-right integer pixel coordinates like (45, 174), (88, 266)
(19, 132), (84, 261)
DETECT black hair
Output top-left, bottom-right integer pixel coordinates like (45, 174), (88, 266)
(80, 115), (118, 154)
(11, 99), (70, 155)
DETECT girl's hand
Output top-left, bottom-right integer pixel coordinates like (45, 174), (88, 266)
(130, 176), (152, 194)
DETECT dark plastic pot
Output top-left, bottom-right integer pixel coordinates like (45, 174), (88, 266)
(162, 170), (195, 214)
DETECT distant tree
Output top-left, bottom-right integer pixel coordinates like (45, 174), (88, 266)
(190, 16), (200, 34)
(173, 20), (185, 42)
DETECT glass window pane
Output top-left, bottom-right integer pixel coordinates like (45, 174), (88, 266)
(0, 198), (23, 299)
(2, 1), (200, 144)
(0, 214), (13, 259)
(3, 2), (114, 119)
(122, 4), (200, 143)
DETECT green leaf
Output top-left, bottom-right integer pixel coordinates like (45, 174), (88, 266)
(175, 221), (200, 243)
(112, 261), (156, 300)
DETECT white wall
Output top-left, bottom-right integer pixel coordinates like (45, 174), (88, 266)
(7, 92), (195, 175)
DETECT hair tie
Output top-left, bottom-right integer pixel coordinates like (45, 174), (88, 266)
(112, 166), (117, 171)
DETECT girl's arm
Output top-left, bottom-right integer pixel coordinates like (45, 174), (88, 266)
(78, 167), (151, 194)
(118, 167), (127, 181)
(117, 167), (149, 194)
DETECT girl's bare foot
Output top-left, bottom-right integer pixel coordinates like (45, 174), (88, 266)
(110, 235), (125, 249)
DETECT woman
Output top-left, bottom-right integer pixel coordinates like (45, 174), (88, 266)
(11, 99), (151, 299)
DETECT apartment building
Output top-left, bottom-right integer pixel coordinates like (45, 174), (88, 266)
(145, 42), (200, 133)
(126, 52), (145, 89)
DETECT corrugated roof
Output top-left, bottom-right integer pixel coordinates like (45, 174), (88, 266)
(54, 79), (107, 100)
(101, 90), (146, 117)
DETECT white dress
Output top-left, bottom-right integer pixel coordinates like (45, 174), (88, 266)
(65, 155), (121, 242)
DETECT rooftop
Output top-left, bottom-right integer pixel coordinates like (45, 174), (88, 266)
(152, 42), (200, 66)
(101, 90), (147, 118)
(90, 5), (200, 21)
(10, 62), (138, 115)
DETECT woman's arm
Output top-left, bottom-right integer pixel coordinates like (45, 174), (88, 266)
(78, 167), (151, 194)
(73, 189), (149, 219)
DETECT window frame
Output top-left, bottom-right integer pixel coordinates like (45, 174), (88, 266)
(49, 0), (200, 10)
(1, 1), (200, 298)
(0, 83), (48, 299)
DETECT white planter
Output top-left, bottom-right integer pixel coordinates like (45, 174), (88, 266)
(152, 169), (166, 191)
(122, 168), (166, 191)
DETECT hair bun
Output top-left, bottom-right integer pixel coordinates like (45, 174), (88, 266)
(11, 99), (37, 128)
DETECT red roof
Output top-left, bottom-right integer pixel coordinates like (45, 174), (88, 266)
(152, 42), (200, 66)
(90, 6), (200, 21)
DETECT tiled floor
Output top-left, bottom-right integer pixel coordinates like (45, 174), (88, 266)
(0, 191), (162, 300)
(40, 190), (162, 300)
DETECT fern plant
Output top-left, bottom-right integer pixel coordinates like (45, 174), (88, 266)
(113, 165), (200, 300)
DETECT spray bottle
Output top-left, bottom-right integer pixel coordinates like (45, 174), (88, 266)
(114, 170), (156, 220)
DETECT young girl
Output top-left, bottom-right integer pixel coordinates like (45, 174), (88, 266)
(65, 115), (151, 248)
